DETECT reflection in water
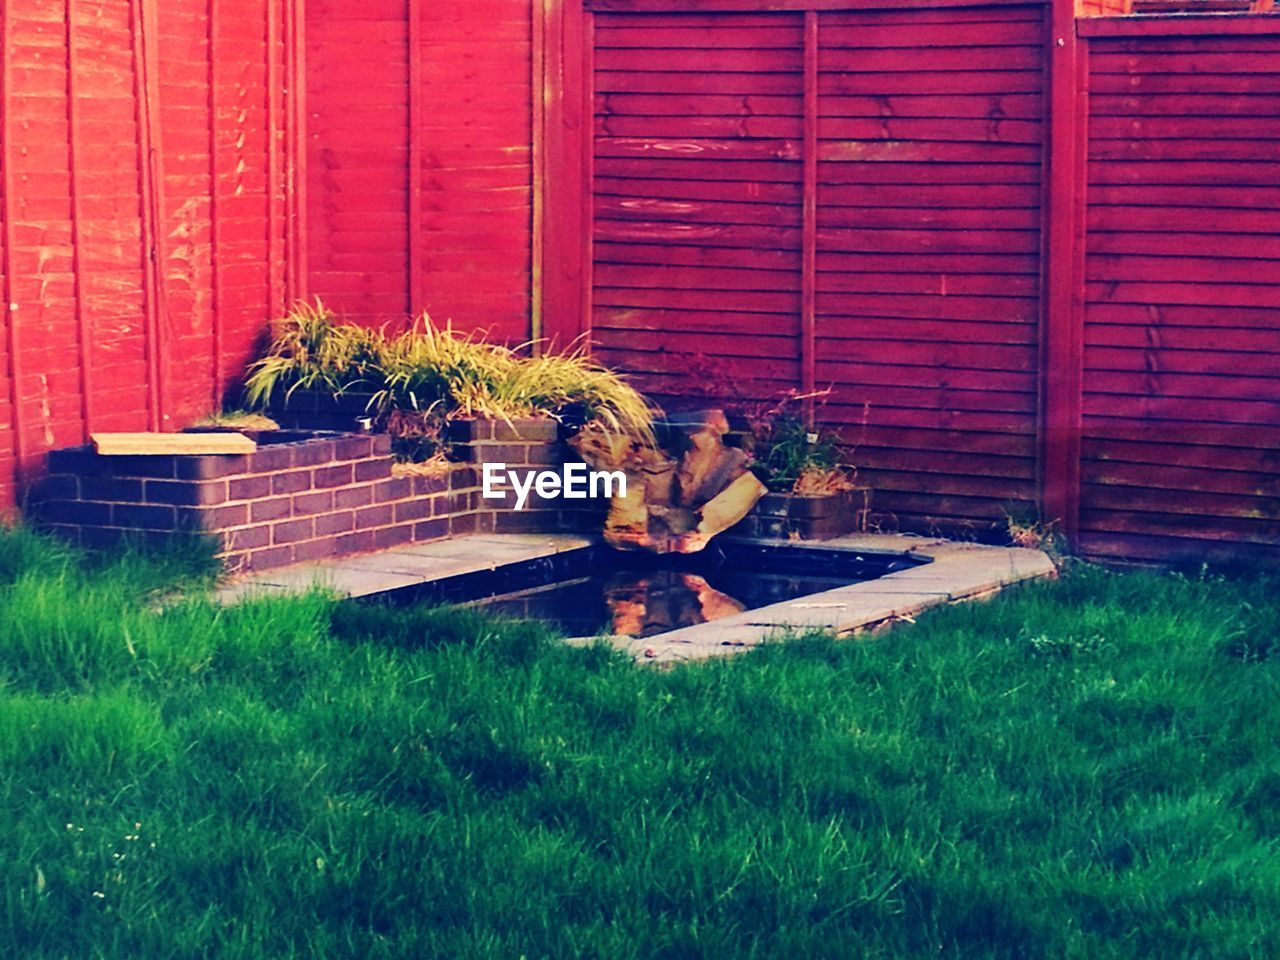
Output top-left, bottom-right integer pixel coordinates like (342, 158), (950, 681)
(604, 570), (746, 638)
(470, 562), (853, 639)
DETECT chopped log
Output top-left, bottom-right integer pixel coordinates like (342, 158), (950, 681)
(92, 432), (257, 456)
(569, 409), (767, 554)
(686, 471), (769, 551)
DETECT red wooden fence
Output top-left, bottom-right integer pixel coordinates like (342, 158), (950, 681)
(302, 0), (536, 341)
(2, 0), (1278, 565)
(542, 0), (1280, 565)
(581, 1), (1049, 538)
(0, 0), (289, 510)
(1077, 14), (1280, 564)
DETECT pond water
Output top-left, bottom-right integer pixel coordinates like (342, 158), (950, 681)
(376, 543), (922, 640)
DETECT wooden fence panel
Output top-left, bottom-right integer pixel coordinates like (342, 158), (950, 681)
(302, 0), (535, 339)
(582, 0), (1047, 537)
(815, 3), (1046, 536)
(0, 0), (287, 512)
(1079, 23), (1280, 564)
(590, 11), (806, 403)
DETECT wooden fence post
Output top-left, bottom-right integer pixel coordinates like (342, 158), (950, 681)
(1040, 0), (1087, 542)
(540, 0), (592, 350)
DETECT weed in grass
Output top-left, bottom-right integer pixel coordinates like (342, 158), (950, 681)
(2, 530), (1279, 958)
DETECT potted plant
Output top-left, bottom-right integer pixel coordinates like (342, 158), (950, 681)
(735, 404), (866, 541)
(243, 300), (656, 466)
(242, 300), (385, 432)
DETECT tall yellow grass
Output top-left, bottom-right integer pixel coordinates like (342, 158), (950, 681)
(245, 301), (655, 439)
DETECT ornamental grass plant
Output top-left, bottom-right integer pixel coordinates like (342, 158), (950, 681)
(243, 301), (655, 444)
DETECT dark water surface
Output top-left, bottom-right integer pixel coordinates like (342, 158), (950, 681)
(376, 543), (923, 640)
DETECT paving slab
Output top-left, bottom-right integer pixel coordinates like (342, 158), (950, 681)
(214, 530), (1056, 664)
(215, 533), (595, 602)
(617, 536), (1058, 663)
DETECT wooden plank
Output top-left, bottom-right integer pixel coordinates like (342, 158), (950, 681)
(129, 0), (163, 430)
(209, 0), (223, 406)
(531, 0), (546, 347)
(67, 0), (93, 438)
(1079, 13), (1280, 38)
(0, 0), (24, 491)
(92, 431), (257, 455)
(543, 0), (592, 346)
(587, 0), (1045, 10)
(801, 9), (817, 421)
(407, 0), (422, 316)
(267, 0), (282, 324)
(1039, 0), (1085, 539)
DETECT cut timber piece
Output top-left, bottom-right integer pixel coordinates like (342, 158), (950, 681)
(673, 408), (749, 509)
(573, 410), (767, 554)
(674, 471), (769, 555)
(697, 472), (769, 539)
(679, 443), (751, 510)
(92, 432), (258, 456)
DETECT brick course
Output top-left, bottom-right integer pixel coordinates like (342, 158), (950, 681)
(32, 423), (604, 574)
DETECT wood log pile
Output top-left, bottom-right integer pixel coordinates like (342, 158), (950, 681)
(569, 409), (767, 554)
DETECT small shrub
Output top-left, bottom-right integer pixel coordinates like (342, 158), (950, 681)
(745, 402), (854, 495)
(1004, 509), (1067, 557)
(244, 300), (385, 408)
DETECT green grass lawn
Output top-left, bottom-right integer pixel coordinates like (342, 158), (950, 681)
(2, 529), (1278, 959)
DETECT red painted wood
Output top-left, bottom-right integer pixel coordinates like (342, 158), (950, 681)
(407, 0), (423, 316)
(543, 0), (594, 347)
(1080, 12), (1280, 37)
(2, 0), (1277, 567)
(1039, 0), (1086, 540)
(800, 10), (817, 422)
(587, 0), (1046, 10)
(267, 0), (283, 323)
(0, 0), (288, 507)
(0, 1), (22, 503)
(287, 0), (308, 304)
(209, 0), (224, 407)
(1079, 27), (1280, 563)
(130, 0), (163, 430)
(66, 0), (93, 438)
(582, 2), (1049, 534)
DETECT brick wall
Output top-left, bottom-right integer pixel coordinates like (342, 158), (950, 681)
(32, 419), (603, 573)
(730, 490), (870, 542)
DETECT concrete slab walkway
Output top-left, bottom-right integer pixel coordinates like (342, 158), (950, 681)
(599, 535), (1057, 664)
(215, 532), (1056, 664)
(214, 533), (595, 604)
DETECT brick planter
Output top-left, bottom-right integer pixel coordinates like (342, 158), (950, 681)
(268, 389), (379, 433)
(449, 417), (607, 534)
(32, 419), (604, 573)
(730, 488), (869, 541)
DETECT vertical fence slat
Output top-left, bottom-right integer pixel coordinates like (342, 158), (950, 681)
(407, 0), (423, 318)
(129, 0), (162, 430)
(543, 0), (592, 348)
(801, 10), (818, 423)
(1040, 0), (1085, 540)
(531, 0), (548, 349)
(267, 0), (283, 324)
(209, 0), (223, 407)
(67, 0), (93, 438)
(287, 0), (307, 307)
(582, 11), (595, 349)
(0, 1), (24, 491)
